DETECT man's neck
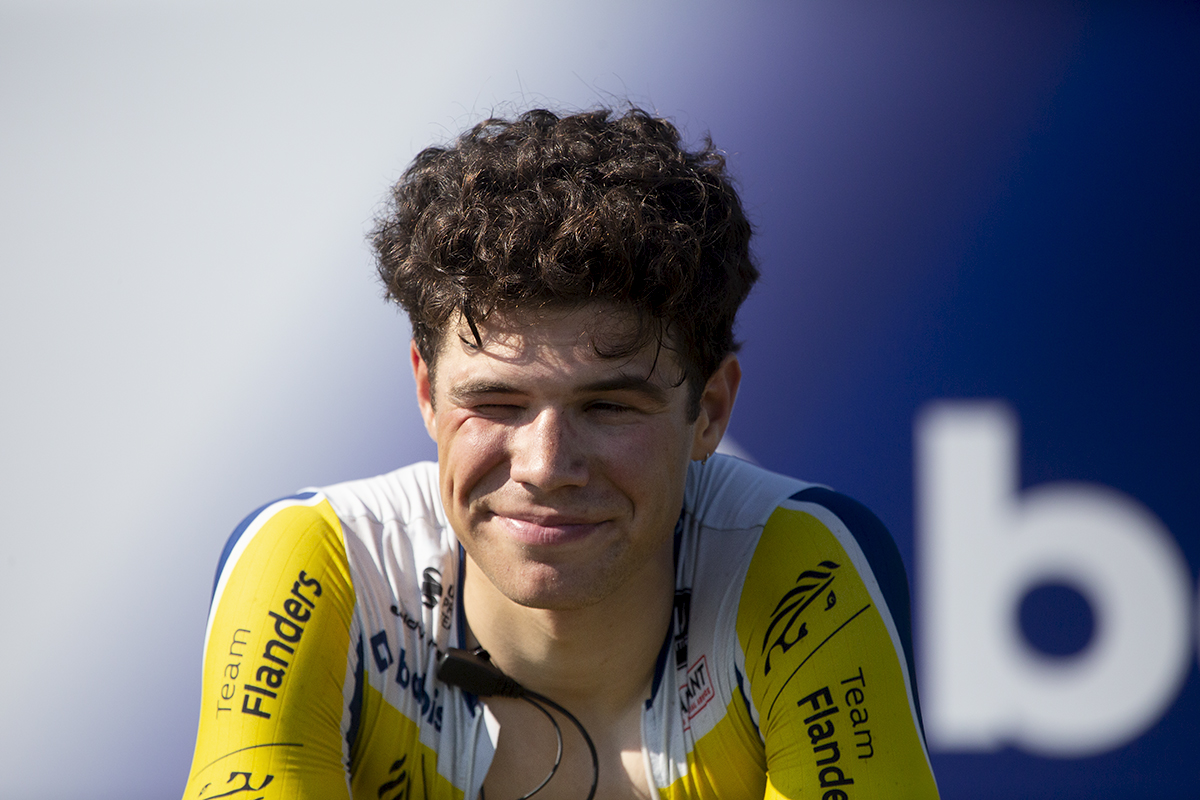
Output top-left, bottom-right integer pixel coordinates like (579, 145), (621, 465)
(461, 540), (675, 717)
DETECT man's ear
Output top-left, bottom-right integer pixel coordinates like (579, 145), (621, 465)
(691, 354), (742, 461)
(411, 340), (437, 441)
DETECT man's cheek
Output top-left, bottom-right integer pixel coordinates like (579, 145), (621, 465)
(443, 445), (509, 509)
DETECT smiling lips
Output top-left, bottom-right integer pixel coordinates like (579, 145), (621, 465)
(492, 512), (607, 546)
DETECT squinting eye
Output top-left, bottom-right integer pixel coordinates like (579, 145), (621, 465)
(588, 402), (631, 414)
(474, 404), (521, 416)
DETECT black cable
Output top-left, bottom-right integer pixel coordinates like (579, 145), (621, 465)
(520, 689), (598, 800)
(514, 694), (563, 800)
(436, 647), (599, 800)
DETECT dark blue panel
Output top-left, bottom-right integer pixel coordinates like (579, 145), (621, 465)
(346, 634), (364, 756)
(791, 486), (923, 735)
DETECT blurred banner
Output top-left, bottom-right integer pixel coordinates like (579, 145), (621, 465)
(1, 2), (1195, 797)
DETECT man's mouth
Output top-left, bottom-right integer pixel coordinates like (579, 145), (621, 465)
(491, 513), (605, 546)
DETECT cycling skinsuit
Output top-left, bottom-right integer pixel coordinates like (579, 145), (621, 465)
(181, 455), (940, 799)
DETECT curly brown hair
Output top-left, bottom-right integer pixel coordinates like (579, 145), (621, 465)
(372, 107), (759, 415)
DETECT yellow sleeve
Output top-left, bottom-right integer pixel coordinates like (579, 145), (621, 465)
(737, 493), (939, 800)
(181, 495), (359, 800)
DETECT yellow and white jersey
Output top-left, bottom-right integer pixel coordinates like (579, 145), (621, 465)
(181, 456), (939, 799)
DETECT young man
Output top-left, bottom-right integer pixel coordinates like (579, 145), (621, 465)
(182, 109), (940, 799)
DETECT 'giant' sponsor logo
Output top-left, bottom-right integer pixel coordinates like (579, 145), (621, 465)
(679, 655), (714, 730)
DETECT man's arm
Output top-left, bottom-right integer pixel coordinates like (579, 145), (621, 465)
(737, 490), (940, 799)
(181, 495), (360, 800)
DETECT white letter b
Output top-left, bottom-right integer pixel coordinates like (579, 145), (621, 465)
(917, 402), (1190, 756)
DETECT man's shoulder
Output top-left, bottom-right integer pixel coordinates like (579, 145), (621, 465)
(215, 462), (449, 589)
(722, 471), (921, 742)
(760, 486), (911, 632)
(687, 456), (901, 573)
(684, 456), (913, 663)
(684, 454), (815, 532)
(315, 460), (445, 531)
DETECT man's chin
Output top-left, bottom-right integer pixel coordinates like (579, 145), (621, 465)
(495, 563), (617, 611)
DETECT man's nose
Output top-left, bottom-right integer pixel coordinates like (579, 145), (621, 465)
(508, 408), (588, 490)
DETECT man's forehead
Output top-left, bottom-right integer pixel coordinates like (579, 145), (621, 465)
(450, 304), (637, 350)
(436, 303), (680, 379)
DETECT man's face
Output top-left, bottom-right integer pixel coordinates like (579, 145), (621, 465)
(414, 304), (734, 611)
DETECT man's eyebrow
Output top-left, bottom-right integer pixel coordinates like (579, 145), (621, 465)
(579, 374), (669, 403)
(447, 381), (522, 403)
(447, 375), (670, 404)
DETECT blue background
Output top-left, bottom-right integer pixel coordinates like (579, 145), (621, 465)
(721, 3), (1199, 796)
